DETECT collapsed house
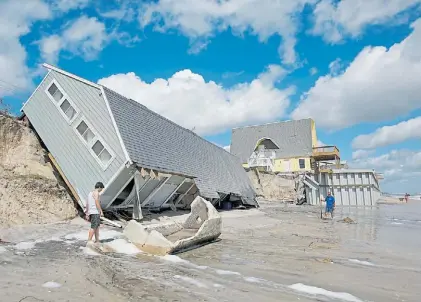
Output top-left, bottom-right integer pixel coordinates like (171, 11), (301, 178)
(20, 64), (257, 219)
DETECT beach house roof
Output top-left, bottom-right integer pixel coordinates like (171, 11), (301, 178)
(103, 87), (257, 204)
(230, 119), (315, 163)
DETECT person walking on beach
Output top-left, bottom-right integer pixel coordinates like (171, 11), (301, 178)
(324, 191), (335, 218)
(85, 182), (104, 243)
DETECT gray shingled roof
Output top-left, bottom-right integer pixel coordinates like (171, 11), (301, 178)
(103, 87), (257, 206)
(231, 119), (314, 163)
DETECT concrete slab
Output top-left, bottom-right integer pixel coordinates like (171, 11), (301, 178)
(123, 196), (222, 255)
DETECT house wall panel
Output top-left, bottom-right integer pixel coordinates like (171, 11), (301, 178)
(307, 170), (381, 207)
(273, 157), (311, 173)
(23, 70), (126, 205)
(101, 165), (136, 207)
(311, 119), (318, 148)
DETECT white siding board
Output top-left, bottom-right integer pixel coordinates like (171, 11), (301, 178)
(309, 170), (381, 207)
(138, 180), (161, 201)
(23, 71), (126, 203)
(148, 183), (179, 208)
(101, 166), (136, 207)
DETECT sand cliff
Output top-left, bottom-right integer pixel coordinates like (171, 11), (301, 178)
(0, 113), (77, 226)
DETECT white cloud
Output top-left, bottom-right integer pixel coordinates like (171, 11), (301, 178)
(224, 145), (231, 152)
(292, 18), (421, 130)
(52, 0), (90, 12)
(351, 149), (421, 192)
(222, 70), (244, 79)
(352, 116), (421, 149)
(98, 65), (294, 136)
(39, 35), (62, 65)
(62, 16), (107, 60)
(98, 1), (136, 22)
(309, 67), (318, 75)
(138, 0), (317, 64)
(187, 40), (211, 55)
(352, 149), (375, 160)
(0, 0), (51, 97)
(311, 0), (421, 43)
(135, 0), (420, 63)
(39, 16), (107, 64)
(328, 58), (344, 75)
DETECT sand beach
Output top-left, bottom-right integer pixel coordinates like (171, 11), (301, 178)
(1, 200), (420, 302)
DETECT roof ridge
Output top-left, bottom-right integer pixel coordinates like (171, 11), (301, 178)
(42, 63), (101, 89)
(232, 118), (312, 131)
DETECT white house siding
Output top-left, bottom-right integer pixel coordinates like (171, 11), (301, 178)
(101, 165), (136, 208)
(22, 70), (126, 205)
(306, 170), (381, 207)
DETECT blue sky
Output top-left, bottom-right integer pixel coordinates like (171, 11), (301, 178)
(1, 0), (421, 194)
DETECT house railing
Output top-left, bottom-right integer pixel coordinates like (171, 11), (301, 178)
(312, 145), (340, 160)
(313, 146), (339, 155)
(248, 157), (274, 171)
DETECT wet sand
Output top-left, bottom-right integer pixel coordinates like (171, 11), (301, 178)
(1, 201), (420, 301)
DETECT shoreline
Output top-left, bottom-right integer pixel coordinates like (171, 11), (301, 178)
(377, 196), (418, 204)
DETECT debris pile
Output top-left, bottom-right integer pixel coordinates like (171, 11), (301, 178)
(341, 217), (356, 224)
(0, 114), (77, 226)
(124, 196), (222, 255)
(247, 169), (307, 204)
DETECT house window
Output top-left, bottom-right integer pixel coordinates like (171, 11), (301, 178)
(92, 140), (112, 164)
(299, 159), (306, 169)
(45, 80), (78, 123)
(76, 121), (95, 144)
(60, 99), (77, 120)
(47, 83), (63, 102)
(75, 119), (114, 169)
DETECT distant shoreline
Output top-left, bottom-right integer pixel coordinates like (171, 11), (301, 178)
(377, 195), (419, 204)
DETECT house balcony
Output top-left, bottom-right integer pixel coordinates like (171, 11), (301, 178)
(312, 146), (340, 161)
(248, 157), (275, 172)
(247, 149), (276, 172)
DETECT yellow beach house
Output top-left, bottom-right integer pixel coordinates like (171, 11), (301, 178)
(230, 118), (340, 173)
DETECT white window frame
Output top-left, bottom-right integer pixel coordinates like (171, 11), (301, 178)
(45, 79), (79, 125)
(73, 116), (115, 171)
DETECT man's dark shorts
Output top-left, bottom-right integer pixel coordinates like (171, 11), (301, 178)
(326, 205), (334, 213)
(90, 214), (101, 229)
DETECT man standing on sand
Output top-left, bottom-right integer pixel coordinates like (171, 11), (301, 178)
(85, 182), (104, 243)
(324, 191), (335, 218)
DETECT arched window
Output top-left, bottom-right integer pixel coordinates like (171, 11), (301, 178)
(254, 137), (280, 151)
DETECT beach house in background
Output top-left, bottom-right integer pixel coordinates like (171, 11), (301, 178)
(231, 120), (384, 207)
(230, 119), (341, 173)
(20, 64), (257, 219)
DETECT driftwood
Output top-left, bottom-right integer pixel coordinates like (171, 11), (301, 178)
(101, 216), (122, 228)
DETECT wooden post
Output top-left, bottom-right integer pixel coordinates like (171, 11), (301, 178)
(133, 171), (143, 220)
(47, 153), (82, 207)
